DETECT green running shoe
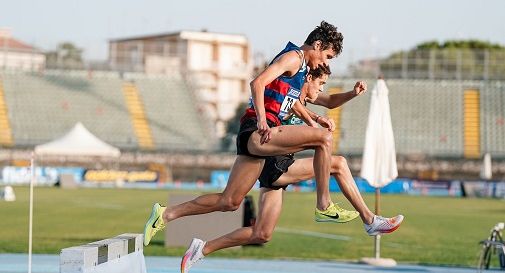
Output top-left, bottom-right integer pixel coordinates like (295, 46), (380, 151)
(143, 203), (166, 246)
(315, 202), (359, 223)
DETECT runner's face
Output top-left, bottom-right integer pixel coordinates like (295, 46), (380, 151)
(307, 42), (336, 70)
(305, 74), (328, 103)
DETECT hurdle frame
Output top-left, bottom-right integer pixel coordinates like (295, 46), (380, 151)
(60, 233), (145, 273)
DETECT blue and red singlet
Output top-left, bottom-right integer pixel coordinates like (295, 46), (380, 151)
(242, 42), (307, 126)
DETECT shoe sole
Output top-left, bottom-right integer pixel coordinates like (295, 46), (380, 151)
(367, 218), (404, 236)
(180, 252), (190, 273)
(181, 240), (197, 273)
(315, 218), (356, 223)
(315, 213), (360, 223)
(143, 203), (161, 246)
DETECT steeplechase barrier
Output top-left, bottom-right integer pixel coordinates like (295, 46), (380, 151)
(60, 233), (146, 273)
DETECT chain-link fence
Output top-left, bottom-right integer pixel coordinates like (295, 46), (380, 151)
(350, 49), (505, 80)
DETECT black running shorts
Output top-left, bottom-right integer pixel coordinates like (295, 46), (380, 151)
(236, 118), (277, 158)
(259, 154), (295, 190)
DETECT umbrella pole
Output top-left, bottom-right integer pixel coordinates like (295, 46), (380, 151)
(374, 188), (381, 259)
(361, 186), (396, 266)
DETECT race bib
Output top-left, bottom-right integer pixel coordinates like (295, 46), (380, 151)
(278, 87), (300, 119)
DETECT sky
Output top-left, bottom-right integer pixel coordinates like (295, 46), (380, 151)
(1, 0), (504, 73)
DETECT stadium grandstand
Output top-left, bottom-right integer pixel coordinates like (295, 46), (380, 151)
(0, 70), (214, 152)
(310, 79), (505, 159)
(1, 69), (505, 180)
(0, 31), (504, 182)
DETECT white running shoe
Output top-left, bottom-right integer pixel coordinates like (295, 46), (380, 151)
(364, 215), (404, 236)
(180, 238), (206, 273)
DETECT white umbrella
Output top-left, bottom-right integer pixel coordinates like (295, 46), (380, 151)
(360, 78), (398, 267)
(480, 153), (492, 180)
(361, 78), (398, 187)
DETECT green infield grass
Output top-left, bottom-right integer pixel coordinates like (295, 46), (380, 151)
(0, 186), (503, 267)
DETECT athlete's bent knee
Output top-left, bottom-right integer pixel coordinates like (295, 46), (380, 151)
(334, 156), (347, 168)
(251, 230), (273, 244)
(218, 196), (242, 212)
(314, 129), (333, 148)
(321, 130), (333, 148)
(331, 156), (347, 174)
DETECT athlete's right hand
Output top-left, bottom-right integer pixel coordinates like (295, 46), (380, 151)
(353, 81), (367, 96)
(317, 116), (335, 132)
(257, 119), (271, 144)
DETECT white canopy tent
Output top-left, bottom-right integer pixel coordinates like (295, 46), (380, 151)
(28, 122), (120, 273)
(34, 122), (120, 157)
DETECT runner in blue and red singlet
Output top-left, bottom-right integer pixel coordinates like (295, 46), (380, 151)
(242, 41), (307, 127)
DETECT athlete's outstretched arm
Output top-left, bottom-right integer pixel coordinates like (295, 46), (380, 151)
(313, 81), (367, 109)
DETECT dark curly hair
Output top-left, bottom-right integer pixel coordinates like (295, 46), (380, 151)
(309, 64), (331, 79)
(304, 21), (343, 56)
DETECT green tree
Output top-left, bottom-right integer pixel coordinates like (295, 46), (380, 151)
(45, 42), (84, 69)
(221, 102), (249, 151)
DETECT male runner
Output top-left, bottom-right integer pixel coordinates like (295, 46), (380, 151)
(144, 21), (346, 251)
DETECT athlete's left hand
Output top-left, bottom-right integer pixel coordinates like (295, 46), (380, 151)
(353, 81), (367, 96)
(317, 116), (335, 132)
(257, 119), (272, 144)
